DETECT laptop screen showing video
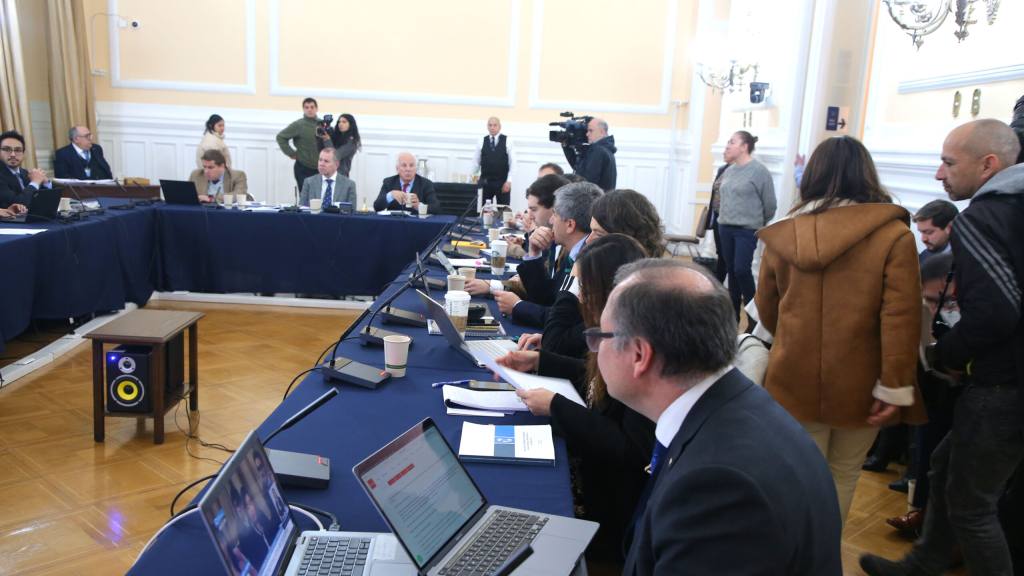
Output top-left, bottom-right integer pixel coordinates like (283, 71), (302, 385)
(198, 432), (295, 576)
(355, 421), (485, 569)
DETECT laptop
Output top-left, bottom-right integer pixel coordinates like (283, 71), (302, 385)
(1, 187), (62, 223)
(160, 179), (202, 205)
(198, 431), (416, 576)
(415, 289), (517, 367)
(353, 418), (598, 576)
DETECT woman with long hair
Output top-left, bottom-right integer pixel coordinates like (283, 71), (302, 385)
(587, 189), (665, 257)
(755, 135), (924, 524)
(319, 113), (361, 177)
(196, 114), (231, 168)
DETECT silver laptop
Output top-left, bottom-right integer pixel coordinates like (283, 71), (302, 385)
(415, 289), (517, 367)
(432, 250), (457, 275)
(198, 431), (415, 576)
(353, 418), (598, 576)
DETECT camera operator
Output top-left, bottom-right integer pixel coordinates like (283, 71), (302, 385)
(276, 97), (322, 191)
(563, 117), (617, 191)
(316, 113), (361, 178)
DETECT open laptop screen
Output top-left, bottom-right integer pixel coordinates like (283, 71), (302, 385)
(198, 431), (295, 576)
(354, 419), (486, 569)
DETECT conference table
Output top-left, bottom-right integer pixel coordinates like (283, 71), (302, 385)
(127, 234), (577, 574)
(0, 201), (452, 353)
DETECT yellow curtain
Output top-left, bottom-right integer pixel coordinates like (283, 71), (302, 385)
(46, 0), (95, 155)
(0, 0), (37, 166)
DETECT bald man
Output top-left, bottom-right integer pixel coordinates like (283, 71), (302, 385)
(473, 116), (515, 205)
(602, 259), (841, 575)
(54, 125), (113, 180)
(561, 117), (617, 191)
(861, 119), (1024, 576)
(373, 152), (440, 214)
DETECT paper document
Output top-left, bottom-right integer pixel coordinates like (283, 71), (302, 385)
(446, 407), (506, 418)
(458, 422), (555, 465)
(442, 385), (525, 412)
(0, 228), (47, 235)
(53, 178), (117, 185)
(482, 357), (586, 407)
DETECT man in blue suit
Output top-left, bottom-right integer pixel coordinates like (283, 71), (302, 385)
(54, 126), (113, 180)
(594, 259), (842, 575)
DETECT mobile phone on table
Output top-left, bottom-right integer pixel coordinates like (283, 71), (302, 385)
(468, 380), (515, 391)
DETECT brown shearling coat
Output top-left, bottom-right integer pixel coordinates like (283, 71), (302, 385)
(756, 203), (926, 428)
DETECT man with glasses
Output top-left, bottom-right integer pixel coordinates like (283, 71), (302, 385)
(54, 125), (113, 180)
(0, 130), (51, 218)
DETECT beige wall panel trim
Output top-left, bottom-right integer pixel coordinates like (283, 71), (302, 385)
(107, 0), (257, 94)
(527, 0), (678, 114)
(897, 63), (1024, 94)
(268, 0), (521, 106)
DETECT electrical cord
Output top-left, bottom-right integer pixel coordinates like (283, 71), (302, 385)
(169, 474), (216, 517)
(282, 367), (318, 401)
(289, 502), (340, 531)
(171, 387), (234, 465)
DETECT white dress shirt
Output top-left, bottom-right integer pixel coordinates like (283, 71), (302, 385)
(473, 133), (515, 183)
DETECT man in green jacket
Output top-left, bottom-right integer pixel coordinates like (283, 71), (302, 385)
(277, 97), (322, 192)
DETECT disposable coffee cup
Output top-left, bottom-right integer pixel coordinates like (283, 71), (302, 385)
(457, 267), (477, 282)
(490, 240), (508, 276)
(447, 274), (466, 292)
(383, 334), (411, 378)
(488, 228), (500, 242)
(58, 197), (73, 212)
(444, 290), (471, 339)
(483, 211), (494, 227)
(418, 203), (428, 216)
(309, 198), (322, 213)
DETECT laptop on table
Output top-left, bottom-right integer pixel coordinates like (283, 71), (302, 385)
(160, 179), (202, 205)
(415, 289), (517, 367)
(1, 187), (61, 223)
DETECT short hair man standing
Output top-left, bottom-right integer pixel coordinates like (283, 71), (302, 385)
(861, 119), (1024, 576)
(0, 130), (51, 217)
(276, 97), (322, 192)
(301, 148), (356, 208)
(912, 199), (959, 264)
(599, 259), (841, 574)
(473, 117), (515, 205)
(373, 152), (439, 214)
(562, 117), (617, 191)
(54, 125), (112, 180)
(188, 150), (249, 203)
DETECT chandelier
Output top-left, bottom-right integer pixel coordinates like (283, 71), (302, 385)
(698, 61), (759, 93)
(882, 0), (1000, 49)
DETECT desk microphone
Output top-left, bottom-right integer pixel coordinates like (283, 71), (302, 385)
(263, 388), (339, 489)
(446, 195), (483, 256)
(280, 186), (302, 212)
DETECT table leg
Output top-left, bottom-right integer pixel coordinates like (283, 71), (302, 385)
(152, 344), (165, 444)
(189, 323), (198, 411)
(93, 341), (105, 442)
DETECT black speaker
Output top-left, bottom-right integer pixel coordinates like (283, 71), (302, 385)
(105, 335), (185, 413)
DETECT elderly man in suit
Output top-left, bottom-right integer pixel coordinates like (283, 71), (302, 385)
(373, 152), (439, 214)
(188, 150), (249, 203)
(54, 126), (113, 180)
(0, 130), (52, 218)
(596, 259), (842, 575)
(300, 148), (355, 208)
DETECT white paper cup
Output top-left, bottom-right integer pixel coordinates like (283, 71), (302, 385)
(488, 228), (500, 242)
(445, 290), (471, 339)
(310, 198), (322, 213)
(483, 212), (494, 227)
(447, 274), (466, 292)
(490, 240), (508, 276)
(58, 197), (73, 212)
(457, 267), (476, 282)
(383, 334), (411, 378)
(418, 203), (428, 216)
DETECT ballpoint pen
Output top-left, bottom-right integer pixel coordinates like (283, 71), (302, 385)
(431, 379), (473, 388)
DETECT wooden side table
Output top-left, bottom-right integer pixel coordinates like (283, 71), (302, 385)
(84, 309), (204, 444)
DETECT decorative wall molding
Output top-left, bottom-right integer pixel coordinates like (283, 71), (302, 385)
(95, 101), (696, 231)
(107, 0), (257, 94)
(528, 0), (678, 114)
(268, 0), (521, 107)
(898, 63), (1024, 94)
(29, 100), (54, 171)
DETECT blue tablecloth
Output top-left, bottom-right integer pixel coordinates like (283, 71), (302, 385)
(128, 258), (575, 575)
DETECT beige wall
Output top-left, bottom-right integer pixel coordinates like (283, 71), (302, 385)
(85, 0), (699, 131)
(17, 0), (49, 102)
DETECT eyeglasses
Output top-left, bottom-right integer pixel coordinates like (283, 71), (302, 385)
(583, 327), (617, 352)
(0, 147), (25, 154)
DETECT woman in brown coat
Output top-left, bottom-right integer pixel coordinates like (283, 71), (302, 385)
(755, 136), (924, 524)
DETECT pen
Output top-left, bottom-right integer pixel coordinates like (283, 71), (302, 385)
(431, 379), (473, 388)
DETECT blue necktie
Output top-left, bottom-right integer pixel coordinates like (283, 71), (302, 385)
(83, 151), (92, 177)
(647, 441), (668, 476)
(323, 178), (333, 206)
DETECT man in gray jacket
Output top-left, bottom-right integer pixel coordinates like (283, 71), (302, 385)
(300, 148), (355, 208)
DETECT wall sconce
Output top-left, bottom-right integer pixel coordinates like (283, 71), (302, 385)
(882, 0), (1000, 49)
(697, 60), (759, 94)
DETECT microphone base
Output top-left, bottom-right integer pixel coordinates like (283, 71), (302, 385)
(266, 448), (330, 489)
(381, 306), (428, 328)
(358, 325), (407, 347)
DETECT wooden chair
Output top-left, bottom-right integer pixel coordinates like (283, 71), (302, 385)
(665, 205), (709, 257)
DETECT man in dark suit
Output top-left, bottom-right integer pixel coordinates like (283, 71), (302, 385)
(54, 126), (113, 180)
(596, 259), (842, 575)
(1, 130), (52, 217)
(373, 152), (439, 214)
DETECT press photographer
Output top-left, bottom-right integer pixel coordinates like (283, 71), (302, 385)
(550, 112), (617, 191)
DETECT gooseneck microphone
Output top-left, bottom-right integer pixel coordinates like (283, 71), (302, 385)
(263, 388), (340, 489)
(263, 388), (339, 445)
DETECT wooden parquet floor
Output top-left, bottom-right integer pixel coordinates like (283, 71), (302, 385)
(0, 301), (962, 575)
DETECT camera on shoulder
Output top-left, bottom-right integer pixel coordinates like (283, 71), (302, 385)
(317, 114), (334, 138)
(548, 111), (592, 150)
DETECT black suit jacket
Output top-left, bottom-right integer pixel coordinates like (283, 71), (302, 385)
(373, 174), (440, 214)
(54, 144), (113, 180)
(0, 167), (35, 208)
(623, 369), (842, 575)
(511, 246), (573, 327)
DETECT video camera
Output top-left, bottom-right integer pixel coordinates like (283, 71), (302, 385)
(549, 111), (592, 151)
(316, 114), (334, 138)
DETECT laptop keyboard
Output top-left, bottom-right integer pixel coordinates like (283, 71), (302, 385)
(468, 339), (516, 359)
(298, 536), (371, 576)
(439, 510), (548, 576)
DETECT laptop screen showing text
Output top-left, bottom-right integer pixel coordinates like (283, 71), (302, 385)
(357, 424), (485, 568)
(199, 432), (295, 576)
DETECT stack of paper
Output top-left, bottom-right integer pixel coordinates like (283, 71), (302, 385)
(442, 385), (524, 417)
(482, 358), (586, 407)
(458, 422), (555, 466)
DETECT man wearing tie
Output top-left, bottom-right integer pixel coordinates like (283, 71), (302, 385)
(373, 151), (440, 214)
(188, 150), (250, 204)
(54, 126), (113, 180)
(301, 148), (355, 208)
(0, 130), (52, 217)
(473, 117), (514, 205)
(598, 259), (842, 575)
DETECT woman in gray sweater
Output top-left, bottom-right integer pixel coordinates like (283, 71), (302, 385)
(718, 131), (777, 321)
